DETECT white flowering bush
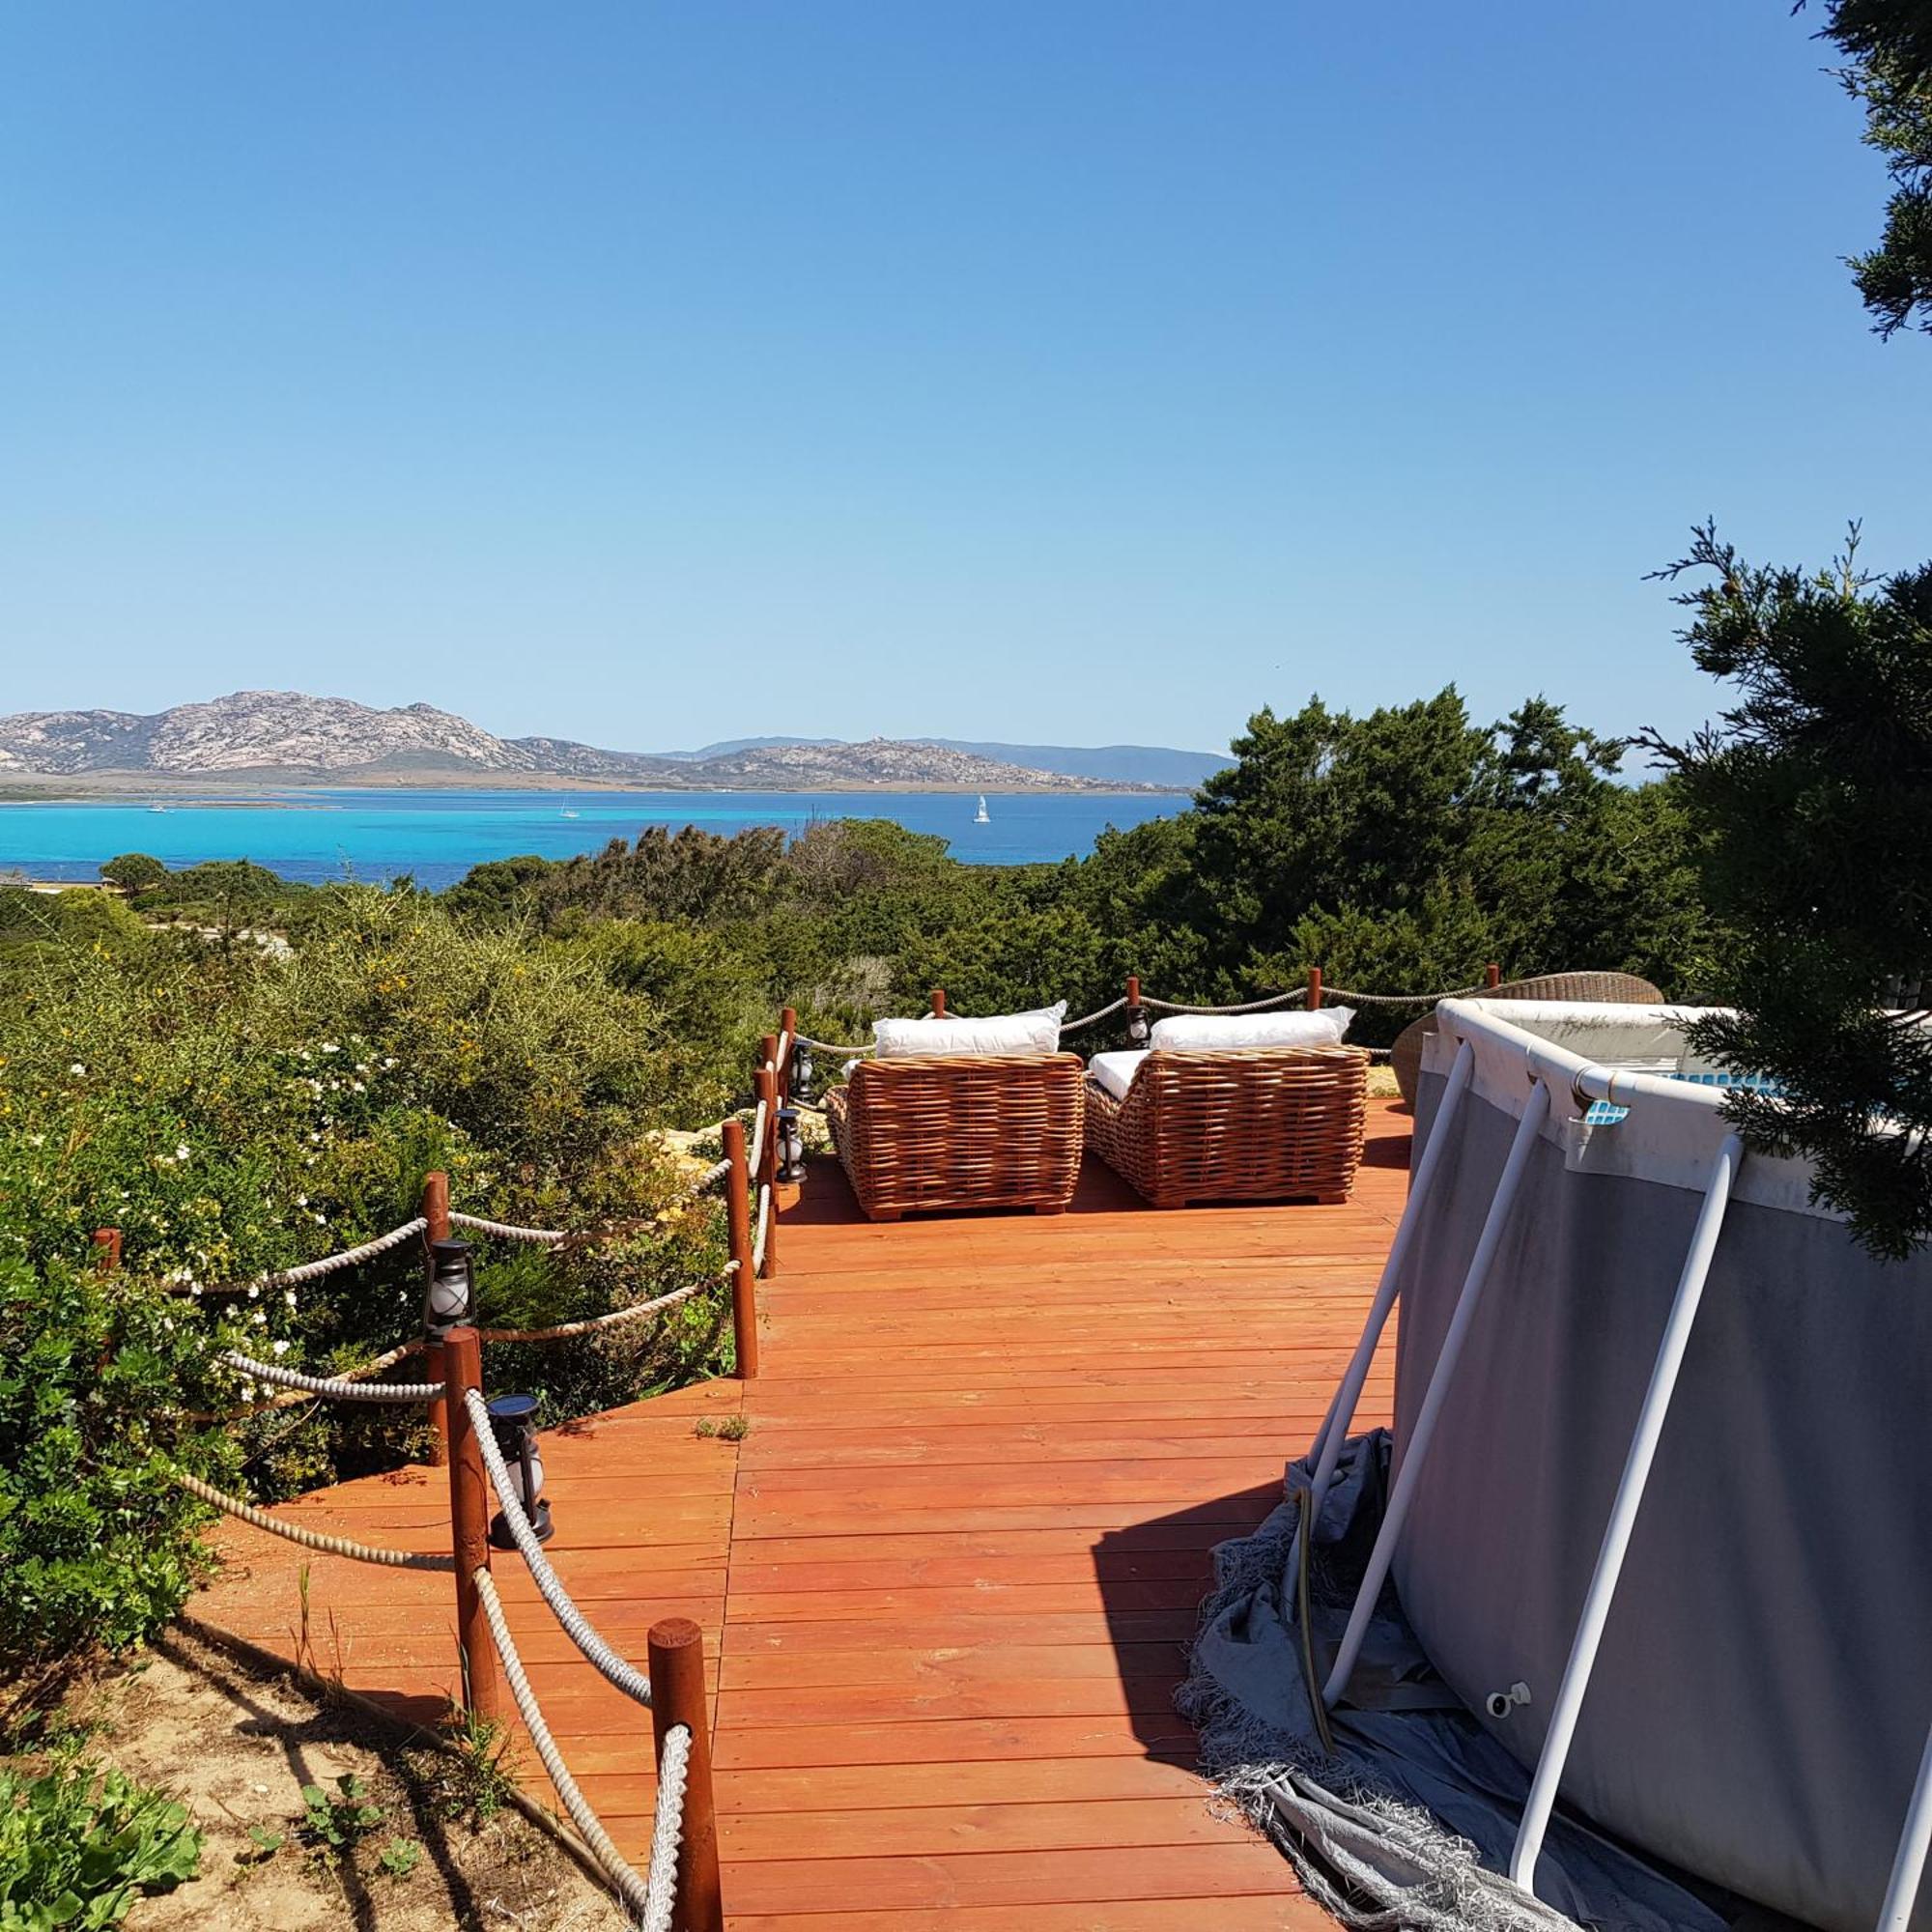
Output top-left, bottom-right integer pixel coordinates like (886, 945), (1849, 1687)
(0, 889), (734, 1643)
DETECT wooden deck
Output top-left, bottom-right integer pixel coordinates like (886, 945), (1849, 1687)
(193, 1098), (1413, 1929)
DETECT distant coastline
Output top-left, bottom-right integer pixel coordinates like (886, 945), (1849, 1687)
(0, 771), (1180, 804)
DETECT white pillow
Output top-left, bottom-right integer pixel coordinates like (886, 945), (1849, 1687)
(1148, 1007), (1354, 1053)
(872, 1001), (1067, 1060)
(1087, 1048), (1149, 1101)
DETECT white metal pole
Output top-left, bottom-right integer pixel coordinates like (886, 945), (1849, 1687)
(1877, 1718), (1932, 1932)
(1301, 1039), (1476, 1536)
(1322, 1077), (1551, 1710)
(1508, 1131), (1744, 1894)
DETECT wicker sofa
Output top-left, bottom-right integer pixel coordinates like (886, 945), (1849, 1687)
(823, 1052), (1086, 1221)
(1389, 971), (1667, 1108)
(1083, 1044), (1370, 1209)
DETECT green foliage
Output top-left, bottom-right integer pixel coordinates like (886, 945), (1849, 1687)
(0, 1252), (232, 1665)
(297, 1775), (383, 1858)
(377, 1837), (421, 1880)
(97, 856), (167, 895)
(0, 1761), (201, 1928)
(1808, 0), (1932, 335)
(1643, 525), (1932, 1256)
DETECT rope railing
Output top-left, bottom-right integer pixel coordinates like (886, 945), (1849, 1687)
(1141, 988), (1308, 1015)
(217, 1349), (445, 1404)
(473, 1274), (710, 1346)
(753, 1185), (772, 1274)
(1058, 996), (1129, 1035)
(473, 1567), (659, 1923)
(465, 1387), (654, 1706)
(173, 1469), (456, 1571)
(1320, 980), (1488, 1006)
(449, 1209), (567, 1246)
(689, 1155), (732, 1196)
(173, 1216), (430, 1298)
(642, 1724), (691, 1932)
(747, 1098), (770, 1180)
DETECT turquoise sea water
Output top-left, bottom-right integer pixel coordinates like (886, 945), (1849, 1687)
(0, 787), (1182, 889)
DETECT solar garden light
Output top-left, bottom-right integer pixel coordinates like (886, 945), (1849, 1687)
(485, 1393), (552, 1547)
(791, 1041), (815, 1101)
(423, 1237), (475, 1339)
(778, 1103), (807, 1180)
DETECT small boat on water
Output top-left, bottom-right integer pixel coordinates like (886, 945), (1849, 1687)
(149, 804), (167, 813)
(974, 795), (989, 824)
(559, 810), (580, 819)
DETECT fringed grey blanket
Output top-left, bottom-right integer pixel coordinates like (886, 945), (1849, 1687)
(1178, 1434), (1738, 1932)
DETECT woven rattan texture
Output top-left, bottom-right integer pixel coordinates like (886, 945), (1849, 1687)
(1388, 971), (1668, 1107)
(823, 1053), (1086, 1220)
(1083, 1044), (1370, 1208)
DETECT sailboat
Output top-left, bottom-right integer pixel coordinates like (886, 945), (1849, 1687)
(974, 795), (990, 824)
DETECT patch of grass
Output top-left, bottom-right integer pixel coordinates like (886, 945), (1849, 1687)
(0, 1760), (202, 1924)
(694, 1413), (751, 1441)
(404, 1705), (519, 1828)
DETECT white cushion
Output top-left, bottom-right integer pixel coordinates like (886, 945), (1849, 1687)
(1087, 1049), (1149, 1101)
(872, 1001), (1066, 1060)
(1147, 1007), (1354, 1053)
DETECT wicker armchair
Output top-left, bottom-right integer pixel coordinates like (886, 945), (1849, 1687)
(1083, 1045), (1370, 1209)
(1390, 971), (1668, 1107)
(823, 1053), (1086, 1221)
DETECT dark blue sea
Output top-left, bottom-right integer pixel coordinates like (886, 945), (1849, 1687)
(0, 787), (1183, 890)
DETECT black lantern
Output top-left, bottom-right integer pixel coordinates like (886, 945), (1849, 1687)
(423, 1237), (474, 1339)
(777, 1104), (806, 1179)
(1127, 1004), (1150, 1044)
(485, 1393), (552, 1547)
(791, 1042), (815, 1101)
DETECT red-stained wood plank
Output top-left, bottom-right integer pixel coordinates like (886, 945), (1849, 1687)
(189, 1098), (1415, 1929)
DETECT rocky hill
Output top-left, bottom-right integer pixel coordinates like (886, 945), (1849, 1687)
(0, 693), (1164, 791)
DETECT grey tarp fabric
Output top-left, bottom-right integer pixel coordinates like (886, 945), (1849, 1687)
(1181, 1434), (1735, 1932)
(1390, 1065), (1932, 1932)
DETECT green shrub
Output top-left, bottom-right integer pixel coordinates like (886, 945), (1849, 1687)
(0, 1760), (201, 1927)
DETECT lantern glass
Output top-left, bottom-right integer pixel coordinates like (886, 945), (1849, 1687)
(424, 1238), (473, 1337)
(486, 1393), (552, 1545)
(1127, 1008), (1150, 1044)
(778, 1105), (805, 1179)
(793, 1046), (815, 1099)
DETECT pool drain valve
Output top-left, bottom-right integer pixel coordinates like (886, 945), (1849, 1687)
(1486, 1681), (1533, 1720)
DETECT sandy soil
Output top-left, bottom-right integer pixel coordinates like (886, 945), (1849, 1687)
(36, 1624), (624, 1932)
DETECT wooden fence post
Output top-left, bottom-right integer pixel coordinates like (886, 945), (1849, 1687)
(755, 1064), (781, 1278)
(1487, 961), (1502, 989)
(929, 986), (947, 1016)
(648, 1617), (724, 1932)
(1308, 965), (1323, 1010)
(723, 1119), (757, 1379)
(92, 1228), (122, 1275)
(440, 1326), (500, 1723)
(422, 1173), (451, 1468)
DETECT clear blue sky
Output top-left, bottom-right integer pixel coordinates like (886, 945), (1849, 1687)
(2, 2), (1926, 757)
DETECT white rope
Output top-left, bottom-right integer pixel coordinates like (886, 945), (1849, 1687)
(747, 1099), (769, 1179)
(1321, 981), (1487, 1005)
(1142, 988), (1308, 1015)
(642, 1724), (690, 1932)
(472, 1568), (655, 1922)
(1057, 996), (1129, 1035)
(477, 1275), (709, 1345)
(774, 1029), (794, 1071)
(174, 1470), (455, 1570)
(464, 1387), (654, 1707)
(753, 1185), (771, 1274)
(177, 1217), (430, 1297)
(688, 1157), (732, 1196)
(795, 1032), (872, 1055)
(449, 1210), (568, 1246)
(217, 1350), (444, 1403)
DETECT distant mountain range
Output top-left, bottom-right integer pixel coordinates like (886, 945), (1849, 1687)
(0, 692), (1218, 794)
(677, 737), (1229, 789)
